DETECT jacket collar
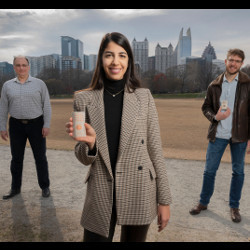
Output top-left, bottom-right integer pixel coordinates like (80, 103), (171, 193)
(212, 71), (250, 86)
(87, 86), (139, 178)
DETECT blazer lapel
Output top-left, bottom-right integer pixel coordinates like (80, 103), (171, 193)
(118, 88), (139, 160)
(87, 88), (113, 178)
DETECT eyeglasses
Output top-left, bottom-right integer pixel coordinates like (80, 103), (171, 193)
(15, 64), (29, 68)
(227, 59), (242, 64)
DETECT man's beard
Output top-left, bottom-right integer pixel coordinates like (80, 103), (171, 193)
(226, 66), (240, 76)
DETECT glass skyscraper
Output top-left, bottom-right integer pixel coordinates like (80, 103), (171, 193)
(61, 36), (83, 59)
(61, 36), (84, 70)
(132, 38), (149, 72)
(175, 28), (191, 65)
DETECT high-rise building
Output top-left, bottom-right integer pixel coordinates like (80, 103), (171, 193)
(0, 62), (15, 79)
(27, 54), (60, 77)
(88, 54), (97, 71)
(61, 56), (82, 72)
(61, 36), (84, 70)
(132, 38), (149, 72)
(212, 59), (225, 72)
(202, 41), (217, 62)
(148, 56), (155, 72)
(155, 43), (174, 73)
(83, 54), (89, 71)
(61, 36), (83, 59)
(174, 28), (192, 65)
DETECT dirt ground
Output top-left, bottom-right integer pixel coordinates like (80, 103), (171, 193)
(1, 97), (249, 163)
(1, 98), (250, 242)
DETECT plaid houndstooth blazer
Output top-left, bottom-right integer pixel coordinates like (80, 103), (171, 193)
(74, 86), (172, 238)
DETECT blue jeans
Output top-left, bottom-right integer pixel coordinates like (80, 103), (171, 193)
(200, 138), (247, 208)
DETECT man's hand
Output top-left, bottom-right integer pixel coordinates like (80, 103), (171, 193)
(0, 131), (8, 141)
(42, 128), (50, 138)
(247, 140), (250, 154)
(215, 106), (231, 121)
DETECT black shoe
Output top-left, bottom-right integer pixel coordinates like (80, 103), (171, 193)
(3, 189), (21, 200)
(42, 187), (50, 198)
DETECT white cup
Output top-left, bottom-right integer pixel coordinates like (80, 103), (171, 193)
(221, 100), (228, 110)
(72, 111), (86, 138)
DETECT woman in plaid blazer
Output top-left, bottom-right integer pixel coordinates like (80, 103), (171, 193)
(66, 32), (172, 242)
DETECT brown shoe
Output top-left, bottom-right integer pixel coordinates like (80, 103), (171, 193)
(189, 203), (207, 215)
(230, 208), (241, 223)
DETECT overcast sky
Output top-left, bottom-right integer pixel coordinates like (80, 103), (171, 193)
(1, 9), (250, 66)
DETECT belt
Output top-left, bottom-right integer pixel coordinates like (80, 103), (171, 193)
(11, 115), (43, 124)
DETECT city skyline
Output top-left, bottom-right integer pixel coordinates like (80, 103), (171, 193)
(1, 9), (250, 66)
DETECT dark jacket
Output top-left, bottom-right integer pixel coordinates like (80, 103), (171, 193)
(202, 71), (250, 142)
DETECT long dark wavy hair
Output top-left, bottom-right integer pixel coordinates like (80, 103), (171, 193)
(89, 32), (142, 92)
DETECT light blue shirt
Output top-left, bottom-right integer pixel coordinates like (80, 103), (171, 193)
(0, 75), (51, 131)
(216, 74), (238, 140)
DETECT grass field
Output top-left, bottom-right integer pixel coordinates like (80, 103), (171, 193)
(1, 97), (249, 164)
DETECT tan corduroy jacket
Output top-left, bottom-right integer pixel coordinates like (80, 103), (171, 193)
(74, 87), (172, 238)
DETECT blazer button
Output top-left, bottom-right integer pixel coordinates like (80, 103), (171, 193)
(141, 139), (144, 144)
(138, 166), (143, 170)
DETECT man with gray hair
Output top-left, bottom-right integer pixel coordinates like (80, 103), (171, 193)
(0, 55), (52, 199)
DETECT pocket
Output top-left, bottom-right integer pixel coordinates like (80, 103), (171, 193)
(148, 164), (156, 180)
(84, 170), (91, 183)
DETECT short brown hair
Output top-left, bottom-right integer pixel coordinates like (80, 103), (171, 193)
(227, 49), (245, 62)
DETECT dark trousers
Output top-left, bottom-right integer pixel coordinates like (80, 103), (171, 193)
(83, 205), (150, 242)
(9, 116), (50, 190)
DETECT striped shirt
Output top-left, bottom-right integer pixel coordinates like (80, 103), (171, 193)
(0, 75), (51, 131)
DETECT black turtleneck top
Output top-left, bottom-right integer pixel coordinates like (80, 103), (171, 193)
(103, 77), (125, 176)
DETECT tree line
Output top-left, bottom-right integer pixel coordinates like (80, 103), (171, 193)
(1, 62), (250, 97)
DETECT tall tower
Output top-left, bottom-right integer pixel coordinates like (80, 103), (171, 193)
(174, 28), (192, 65)
(132, 37), (149, 72)
(61, 36), (83, 59)
(202, 41), (217, 62)
(61, 36), (84, 70)
(155, 43), (174, 73)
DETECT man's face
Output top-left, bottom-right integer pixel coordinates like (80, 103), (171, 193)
(225, 55), (243, 75)
(13, 58), (30, 79)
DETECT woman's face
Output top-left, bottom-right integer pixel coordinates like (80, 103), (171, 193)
(102, 41), (129, 81)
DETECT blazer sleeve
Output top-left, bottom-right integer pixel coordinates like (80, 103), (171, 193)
(146, 89), (172, 205)
(73, 91), (98, 166)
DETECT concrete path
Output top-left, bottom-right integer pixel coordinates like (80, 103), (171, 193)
(0, 145), (250, 242)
